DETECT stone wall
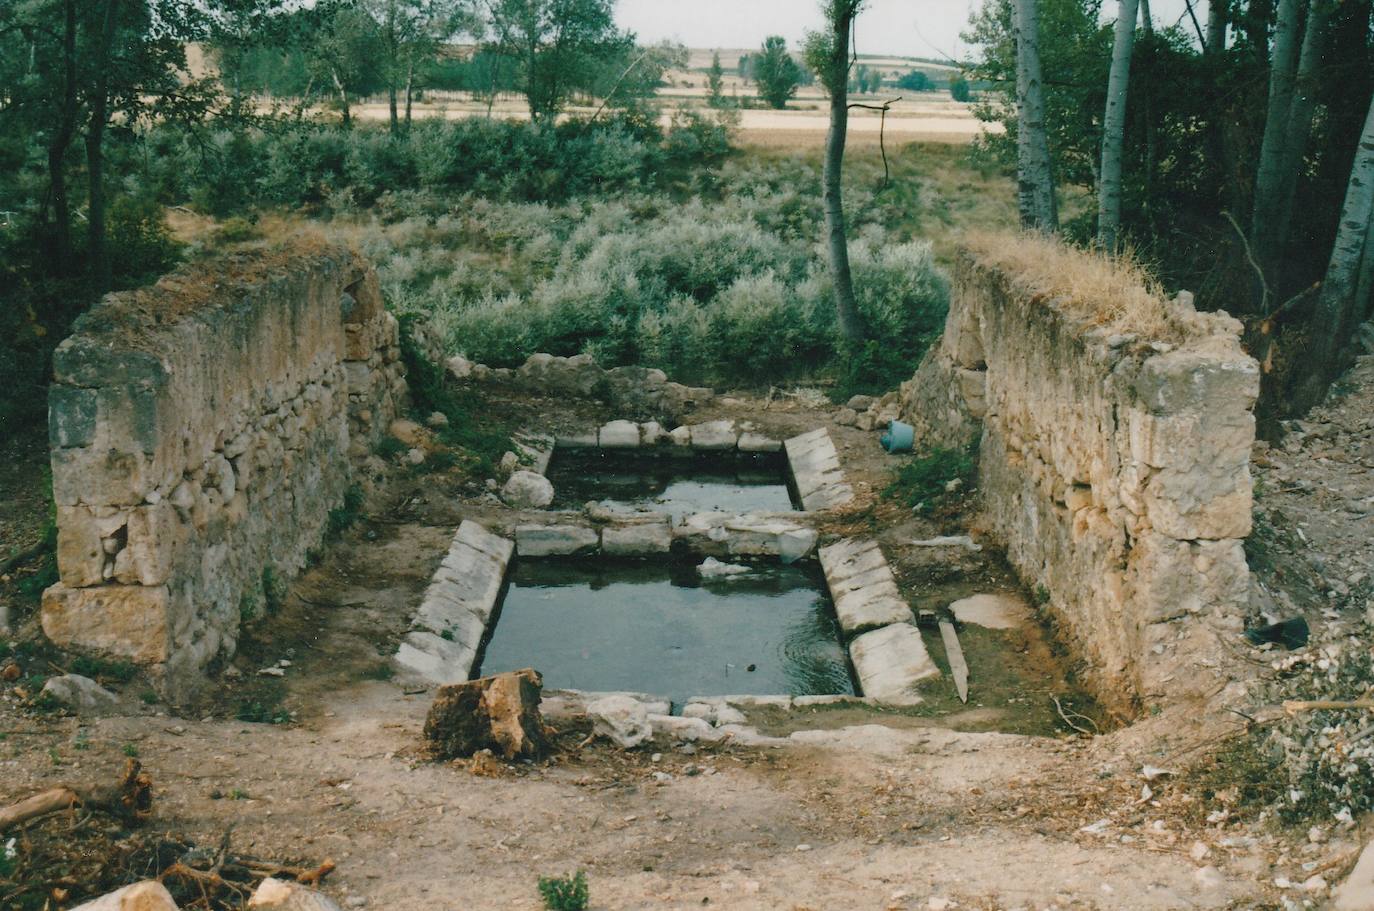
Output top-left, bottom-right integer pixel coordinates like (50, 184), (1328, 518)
(900, 249), (1259, 710)
(42, 242), (405, 695)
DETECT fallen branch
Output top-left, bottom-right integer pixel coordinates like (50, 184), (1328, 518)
(1052, 695), (1099, 736)
(1283, 699), (1374, 714)
(0, 759), (152, 832)
(0, 539), (50, 577)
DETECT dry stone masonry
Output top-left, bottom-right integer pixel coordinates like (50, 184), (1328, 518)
(43, 243), (405, 696)
(901, 247), (1259, 709)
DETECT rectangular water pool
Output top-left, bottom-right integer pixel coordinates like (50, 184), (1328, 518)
(546, 450), (798, 519)
(475, 560), (854, 701)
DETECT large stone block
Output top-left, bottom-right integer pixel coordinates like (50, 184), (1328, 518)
(42, 583), (170, 665)
(849, 623), (940, 704)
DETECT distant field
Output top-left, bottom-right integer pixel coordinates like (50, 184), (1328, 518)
(351, 66), (999, 148)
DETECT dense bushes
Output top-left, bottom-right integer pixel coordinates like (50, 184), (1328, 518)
(370, 181), (949, 391)
(143, 112), (735, 215)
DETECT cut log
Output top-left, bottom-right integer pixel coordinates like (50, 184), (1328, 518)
(0, 758), (151, 832)
(423, 668), (551, 760)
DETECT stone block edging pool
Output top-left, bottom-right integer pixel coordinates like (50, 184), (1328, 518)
(538, 421), (854, 514)
(396, 518), (945, 710)
(395, 520), (513, 684)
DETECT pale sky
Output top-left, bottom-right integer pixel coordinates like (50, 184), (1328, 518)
(616, 0), (1200, 61)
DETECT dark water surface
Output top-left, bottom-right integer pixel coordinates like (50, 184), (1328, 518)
(546, 451), (797, 519)
(476, 560), (854, 700)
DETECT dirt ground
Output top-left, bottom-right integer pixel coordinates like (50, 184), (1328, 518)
(2, 380), (1347, 910)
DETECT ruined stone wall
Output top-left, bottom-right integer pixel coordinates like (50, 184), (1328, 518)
(42, 243), (405, 695)
(900, 251), (1259, 709)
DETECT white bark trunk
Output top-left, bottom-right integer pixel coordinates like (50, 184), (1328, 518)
(1312, 96), (1374, 365)
(1272, 0), (1331, 253)
(1098, 0), (1141, 250)
(1015, 0), (1058, 231)
(1250, 0), (1305, 279)
(1205, 0), (1227, 52)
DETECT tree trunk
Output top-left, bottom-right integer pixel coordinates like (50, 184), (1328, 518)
(1015, 0), (1059, 231)
(388, 84), (399, 135)
(85, 0), (120, 295)
(1250, 0), (1304, 289)
(1098, 0), (1141, 250)
(404, 58), (415, 127)
(1205, 0), (1227, 52)
(1355, 205), (1374, 322)
(823, 2), (865, 342)
(1310, 96), (1374, 377)
(331, 68), (351, 126)
(1272, 0), (1331, 255)
(47, 0), (78, 268)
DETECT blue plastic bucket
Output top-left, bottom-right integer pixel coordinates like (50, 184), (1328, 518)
(880, 420), (915, 453)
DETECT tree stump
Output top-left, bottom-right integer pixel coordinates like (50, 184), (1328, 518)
(423, 668), (550, 760)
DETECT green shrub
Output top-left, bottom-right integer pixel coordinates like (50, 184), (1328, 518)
(885, 446), (978, 514)
(326, 484), (365, 537)
(70, 656), (136, 684)
(537, 872), (589, 911)
(261, 566), (288, 614)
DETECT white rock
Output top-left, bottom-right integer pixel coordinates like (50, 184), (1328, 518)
(911, 535), (982, 551)
(41, 674), (119, 712)
(445, 355), (474, 380)
(248, 877), (344, 910)
(501, 471), (554, 508)
(405, 448), (425, 466)
(425, 411), (449, 429)
(599, 420), (641, 449)
(588, 695), (652, 748)
(649, 714), (724, 742)
(698, 557), (750, 578)
(72, 881), (179, 910)
(668, 426), (692, 447)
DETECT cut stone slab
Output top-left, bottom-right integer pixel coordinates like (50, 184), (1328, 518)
(396, 632), (477, 684)
(819, 540), (889, 585)
(556, 430), (598, 449)
(820, 540), (914, 634)
(516, 524), (599, 557)
(513, 432), (555, 475)
(785, 429), (854, 511)
(1335, 837), (1374, 911)
(72, 881), (179, 911)
(833, 588), (914, 635)
(602, 519), (672, 555)
(849, 623), (940, 705)
(424, 668), (550, 760)
(649, 713), (726, 742)
(738, 432), (782, 453)
(599, 419), (641, 449)
(688, 420), (738, 450)
(950, 593), (1032, 630)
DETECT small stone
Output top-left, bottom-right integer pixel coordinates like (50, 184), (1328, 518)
(406, 448), (426, 466)
(445, 355), (474, 380)
(846, 394), (875, 411)
(501, 471), (554, 508)
(833, 407), (859, 427)
(40, 674), (118, 712)
(425, 411), (449, 429)
(248, 877), (345, 910)
(588, 695), (652, 748)
(795, 844), (811, 852)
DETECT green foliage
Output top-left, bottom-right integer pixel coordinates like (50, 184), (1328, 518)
(754, 36), (802, 109)
(375, 435), (408, 460)
(398, 314), (514, 474)
(885, 446), (978, 514)
(896, 71), (931, 92)
(538, 871), (589, 911)
(326, 485), (366, 538)
(235, 699), (292, 725)
(706, 51), (726, 107)
(261, 566), (288, 615)
(949, 76), (971, 102)
(70, 656), (137, 685)
(122, 743), (139, 758)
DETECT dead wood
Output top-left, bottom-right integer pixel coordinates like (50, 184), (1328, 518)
(0, 758), (151, 832)
(1283, 699), (1374, 714)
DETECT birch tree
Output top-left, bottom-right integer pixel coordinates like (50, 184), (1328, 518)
(1249, 0), (1305, 283)
(1310, 96), (1374, 372)
(1272, 0), (1332, 255)
(1096, 0), (1140, 249)
(1014, 0), (1058, 231)
(804, 1), (866, 342)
